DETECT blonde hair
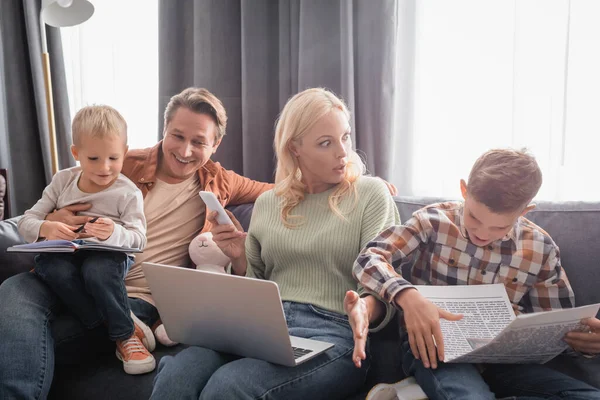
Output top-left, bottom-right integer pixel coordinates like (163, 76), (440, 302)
(72, 105), (127, 147)
(274, 88), (365, 227)
(467, 148), (543, 213)
(163, 87), (227, 143)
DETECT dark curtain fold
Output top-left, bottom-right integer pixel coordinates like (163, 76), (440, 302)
(159, 0), (399, 184)
(0, 0), (72, 217)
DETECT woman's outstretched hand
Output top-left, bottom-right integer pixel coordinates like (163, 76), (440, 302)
(344, 290), (370, 368)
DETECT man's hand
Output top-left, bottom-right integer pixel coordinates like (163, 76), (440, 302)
(344, 291), (370, 368)
(208, 210), (248, 274)
(45, 203), (93, 226)
(378, 178), (398, 196)
(39, 221), (79, 241)
(396, 288), (463, 369)
(565, 317), (600, 355)
(81, 217), (114, 241)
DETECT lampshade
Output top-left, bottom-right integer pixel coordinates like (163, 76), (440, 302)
(41, 0), (94, 28)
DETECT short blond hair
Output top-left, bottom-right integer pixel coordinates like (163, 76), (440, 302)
(274, 88), (365, 227)
(163, 88), (227, 143)
(467, 148), (542, 213)
(72, 105), (127, 147)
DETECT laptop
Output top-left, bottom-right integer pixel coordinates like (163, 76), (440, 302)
(142, 262), (335, 367)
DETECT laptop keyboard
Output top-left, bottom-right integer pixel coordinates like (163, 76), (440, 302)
(292, 346), (313, 359)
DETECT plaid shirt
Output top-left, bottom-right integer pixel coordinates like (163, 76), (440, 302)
(354, 202), (575, 314)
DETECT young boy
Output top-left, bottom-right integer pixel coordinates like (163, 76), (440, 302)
(353, 149), (600, 399)
(18, 105), (156, 375)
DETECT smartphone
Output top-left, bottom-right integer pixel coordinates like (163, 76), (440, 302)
(199, 191), (234, 226)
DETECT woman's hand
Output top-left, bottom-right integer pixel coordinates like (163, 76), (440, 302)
(565, 317), (600, 355)
(344, 290), (370, 368)
(39, 221), (79, 241)
(208, 210), (248, 275)
(395, 288), (463, 369)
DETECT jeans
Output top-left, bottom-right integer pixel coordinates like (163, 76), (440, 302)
(151, 302), (369, 400)
(401, 339), (600, 400)
(0, 272), (159, 400)
(34, 250), (134, 341)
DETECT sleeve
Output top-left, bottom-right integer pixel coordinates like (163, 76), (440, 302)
(17, 174), (65, 243)
(226, 170), (274, 206)
(355, 179), (402, 331)
(103, 190), (147, 250)
(244, 197), (266, 279)
(353, 209), (433, 305)
(524, 246), (575, 312)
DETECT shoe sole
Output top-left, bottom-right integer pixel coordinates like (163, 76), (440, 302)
(115, 350), (156, 375)
(131, 312), (156, 352)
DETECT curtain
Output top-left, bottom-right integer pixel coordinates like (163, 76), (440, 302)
(0, 0), (72, 216)
(159, 0), (399, 184)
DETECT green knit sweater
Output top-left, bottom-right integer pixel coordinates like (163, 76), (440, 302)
(246, 176), (400, 331)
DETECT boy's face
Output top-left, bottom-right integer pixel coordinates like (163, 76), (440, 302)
(460, 179), (533, 247)
(71, 134), (128, 192)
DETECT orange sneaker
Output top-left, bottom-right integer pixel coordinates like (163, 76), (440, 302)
(131, 311), (156, 352)
(115, 334), (156, 375)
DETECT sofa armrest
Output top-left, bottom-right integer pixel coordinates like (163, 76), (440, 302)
(0, 216), (35, 284)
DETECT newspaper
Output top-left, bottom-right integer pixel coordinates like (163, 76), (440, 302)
(415, 284), (600, 364)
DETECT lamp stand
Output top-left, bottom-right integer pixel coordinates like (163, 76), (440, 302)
(41, 52), (59, 176)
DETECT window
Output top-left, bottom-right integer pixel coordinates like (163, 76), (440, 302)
(61, 0), (159, 150)
(398, 0), (600, 201)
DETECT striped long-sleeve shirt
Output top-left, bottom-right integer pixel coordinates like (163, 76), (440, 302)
(353, 201), (574, 314)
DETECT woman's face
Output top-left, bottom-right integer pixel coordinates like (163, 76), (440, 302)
(292, 109), (352, 194)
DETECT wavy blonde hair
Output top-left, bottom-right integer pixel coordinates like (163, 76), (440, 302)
(274, 88), (366, 227)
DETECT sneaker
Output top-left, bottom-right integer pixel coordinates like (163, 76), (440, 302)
(131, 311), (156, 352)
(115, 334), (156, 375)
(153, 322), (179, 347)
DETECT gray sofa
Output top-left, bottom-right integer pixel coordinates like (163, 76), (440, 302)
(0, 196), (599, 399)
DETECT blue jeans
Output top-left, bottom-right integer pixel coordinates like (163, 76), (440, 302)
(0, 272), (159, 400)
(151, 302), (369, 400)
(34, 250), (134, 341)
(401, 339), (600, 399)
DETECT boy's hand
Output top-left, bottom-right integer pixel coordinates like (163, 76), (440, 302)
(395, 288), (463, 369)
(39, 221), (79, 241)
(565, 317), (600, 355)
(81, 217), (114, 240)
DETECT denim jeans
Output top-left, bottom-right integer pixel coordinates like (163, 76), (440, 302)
(0, 272), (159, 400)
(401, 339), (600, 400)
(34, 250), (134, 341)
(151, 302), (369, 400)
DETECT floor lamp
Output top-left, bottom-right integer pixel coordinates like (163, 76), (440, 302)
(40, 0), (94, 175)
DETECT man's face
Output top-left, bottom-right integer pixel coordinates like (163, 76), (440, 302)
(159, 107), (221, 184)
(460, 180), (530, 247)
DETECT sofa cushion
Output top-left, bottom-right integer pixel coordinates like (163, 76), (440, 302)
(0, 216), (33, 284)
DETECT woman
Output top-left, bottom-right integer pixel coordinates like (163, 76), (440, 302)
(150, 88), (400, 400)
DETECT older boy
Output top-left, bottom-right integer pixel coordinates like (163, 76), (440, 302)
(354, 149), (600, 399)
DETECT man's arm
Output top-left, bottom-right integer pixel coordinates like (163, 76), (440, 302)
(226, 170), (273, 206)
